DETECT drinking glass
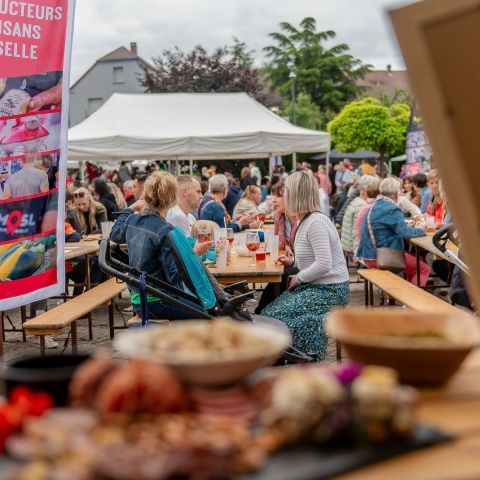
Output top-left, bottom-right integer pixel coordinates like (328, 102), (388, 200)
(246, 232), (260, 267)
(226, 228), (234, 246)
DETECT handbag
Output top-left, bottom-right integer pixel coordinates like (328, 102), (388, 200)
(367, 203), (405, 273)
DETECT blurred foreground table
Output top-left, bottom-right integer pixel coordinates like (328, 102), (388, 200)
(336, 349), (480, 479)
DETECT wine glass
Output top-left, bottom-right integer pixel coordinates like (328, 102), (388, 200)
(257, 213), (266, 223)
(246, 231), (260, 267)
(226, 228), (234, 246)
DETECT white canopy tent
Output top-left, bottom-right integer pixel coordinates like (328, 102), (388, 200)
(68, 93), (330, 166)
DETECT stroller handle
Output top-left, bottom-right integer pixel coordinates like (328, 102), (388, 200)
(432, 224), (469, 275)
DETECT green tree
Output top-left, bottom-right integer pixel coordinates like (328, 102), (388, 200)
(263, 17), (371, 126)
(282, 92), (322, 130)
(327, 97), (410, 159)
(140, 39), (281, 107)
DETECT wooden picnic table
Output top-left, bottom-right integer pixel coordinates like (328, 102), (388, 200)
(207, 248), (284, 286)
(409, 233), (459, 286)
(64, 243), (99, 260)
(64, 237), (101, 294)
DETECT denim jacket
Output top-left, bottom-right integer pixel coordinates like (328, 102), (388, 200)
(110, 208), (183, 298)
(357, 197), (426, 260)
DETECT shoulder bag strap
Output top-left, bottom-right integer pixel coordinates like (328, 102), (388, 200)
(366, 202), (377, 250)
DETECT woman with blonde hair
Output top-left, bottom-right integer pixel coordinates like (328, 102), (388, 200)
(110, 171), (208, 320)
(426, 169), (445, 225)
(232, 185), (262, 220)
(73, 187), (107, 235)
(190, 220), (219, 238)
(261, 171), (350, 359)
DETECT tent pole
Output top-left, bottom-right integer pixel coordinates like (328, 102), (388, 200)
(79, 161), (85, 181)
(325, 150), (331, 178)
(292, 152), (297, 171)
(189, 156), (193, 176)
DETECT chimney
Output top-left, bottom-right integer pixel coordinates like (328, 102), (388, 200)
(130, 42), (138, 55)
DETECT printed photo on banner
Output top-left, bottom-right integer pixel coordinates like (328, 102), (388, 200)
(0, 190), (58, 242)
(0, 230), (57, 282)
(0, 71), (62, 116)
(0, 0), (74, 309)
(0, 152), (60, 199)
(0, 111), (61, 158)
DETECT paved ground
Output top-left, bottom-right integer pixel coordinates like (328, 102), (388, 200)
(1, 272), (367, 364)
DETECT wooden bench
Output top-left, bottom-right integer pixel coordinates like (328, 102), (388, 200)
(126, 315), (169, 327)
(23, 277), (127, 355)
(358, 269), (463, 314)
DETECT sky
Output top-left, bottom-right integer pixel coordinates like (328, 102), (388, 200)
(69, 0), (416, 84)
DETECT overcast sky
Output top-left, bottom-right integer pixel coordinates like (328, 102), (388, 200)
(69, 0), (415, 84)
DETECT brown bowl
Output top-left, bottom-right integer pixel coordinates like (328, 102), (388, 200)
(326, 308), (480, 384)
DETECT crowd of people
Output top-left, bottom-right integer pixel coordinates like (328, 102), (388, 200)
(61, 157), (470, 358)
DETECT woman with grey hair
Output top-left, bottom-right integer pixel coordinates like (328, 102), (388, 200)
(357, 177), (431, 286)
(341, 175), (378, 256)
(199, 174), (258, 232)
(261, 170), (349, 360)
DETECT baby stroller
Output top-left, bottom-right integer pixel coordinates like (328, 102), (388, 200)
(97, 233), (312, 364)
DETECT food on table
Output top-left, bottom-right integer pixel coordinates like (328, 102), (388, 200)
(189, 377), (273, 425)
(9, 412), (269, 480)
(0, 387), (53, 453)
(70, 356), (187, 416)
(8, 347), (419, 478)
(148, 318), (276, 362)
(261, 364), (417, 446)
(351, 366), (417, 441)
(70, 355), (119, 408)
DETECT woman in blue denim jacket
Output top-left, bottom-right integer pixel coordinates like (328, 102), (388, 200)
(357, 177), (431, 286)
(110, 171), (208, 320)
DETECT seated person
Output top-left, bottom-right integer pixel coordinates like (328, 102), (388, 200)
(73, 187), (107, 235)
(110, 171), (208, 321)
(191, 220), (218, 263)
(232, 185), (263, 220)
(200, 174), (259, 232)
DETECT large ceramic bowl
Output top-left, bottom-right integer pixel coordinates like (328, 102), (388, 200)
(326, 308), (480, 384)
(114, 319), (291, 386)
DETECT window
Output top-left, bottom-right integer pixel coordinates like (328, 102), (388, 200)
(87, 97), (103, 116)
(113, 66), (124, 84)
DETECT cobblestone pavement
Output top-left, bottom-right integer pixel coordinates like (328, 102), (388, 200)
(1, 272), (366, 364)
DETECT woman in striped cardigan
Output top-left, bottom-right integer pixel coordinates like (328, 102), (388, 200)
(261, 171), (350, 359)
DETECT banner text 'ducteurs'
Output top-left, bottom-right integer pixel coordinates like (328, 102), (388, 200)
(0, 1), (64, 60)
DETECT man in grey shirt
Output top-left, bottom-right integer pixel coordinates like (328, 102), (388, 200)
(2, 157), (49, 199)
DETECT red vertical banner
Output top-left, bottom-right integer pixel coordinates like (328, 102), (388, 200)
(0, 0), (75, 309)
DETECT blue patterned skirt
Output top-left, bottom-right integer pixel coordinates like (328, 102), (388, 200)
(261, 281), (350, 360)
